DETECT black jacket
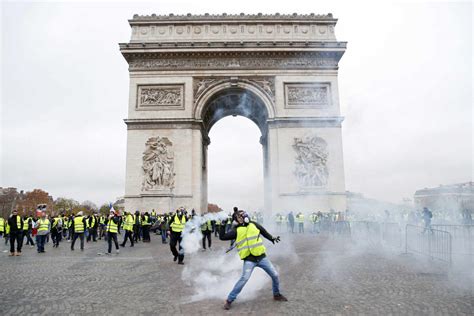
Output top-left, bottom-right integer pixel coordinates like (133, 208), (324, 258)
(219, 221), (274, 262)
(8, 215), (23, 232)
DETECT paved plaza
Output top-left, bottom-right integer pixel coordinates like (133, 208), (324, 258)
(0, 232), (472, 315)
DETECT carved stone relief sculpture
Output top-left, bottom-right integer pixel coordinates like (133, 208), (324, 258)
(137, 85), (184, 109)
(285, 83), (330, 108)
(293, 134), (329, 187)
(193, 76), (275, 104)
(142, 136), (175, 191)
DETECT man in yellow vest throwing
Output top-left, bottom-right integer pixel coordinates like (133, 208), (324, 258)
(219, 210), (287, 310)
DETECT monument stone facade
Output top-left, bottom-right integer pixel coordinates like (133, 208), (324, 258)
(120, 13), (347, 213)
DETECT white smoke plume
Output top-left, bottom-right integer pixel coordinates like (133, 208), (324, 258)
(180, 210), (288, 302)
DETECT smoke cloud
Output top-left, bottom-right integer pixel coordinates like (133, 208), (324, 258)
(179, 211), (296, 302)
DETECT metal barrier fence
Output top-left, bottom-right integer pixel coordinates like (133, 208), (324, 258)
(350, 221), (381, 246)
(381, 222), (402, 248)
(348, 221), (402, 248)
(405, 224), (452, 264)
(314, 220), (351, 236)
(431, 225), (473, 256)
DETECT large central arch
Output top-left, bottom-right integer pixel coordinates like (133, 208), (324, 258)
(120, 13), (347, 214)
(198, 83), (272, 211)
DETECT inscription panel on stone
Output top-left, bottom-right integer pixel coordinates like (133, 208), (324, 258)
(284, 83), (331, 108)
(137, 84), (184, 110)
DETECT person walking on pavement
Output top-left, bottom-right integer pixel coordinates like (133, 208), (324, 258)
(296, 212), (305, 233)
(99, 214), (106, 240)
(141, 212), (151, 242)
(36, 211), (50, 253)
(219, 210), (287, 310)
(71, 211), (87, 251)
(422, 207), (433, 233)
(51, 214), (62, 248)
(106, 211), (120, 254)
(120, 211), (134, 247)
(201, 217), (212, 251)
(7, 209), (23, 256)
(0, 216), (5, 240)
(23, 214), (35, 247)
(133, 211), (142, 243)
(87, 214), (99, 242)
(287, 211), (295, 233)
(160, 214), (169, 244)
(168, 208), (186, 264)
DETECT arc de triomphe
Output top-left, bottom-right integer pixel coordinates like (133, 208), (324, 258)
(120, 13), (347, 214)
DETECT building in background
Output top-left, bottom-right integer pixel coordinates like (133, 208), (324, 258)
(346, 191), (409, 221)
(414, 182), (473, 222)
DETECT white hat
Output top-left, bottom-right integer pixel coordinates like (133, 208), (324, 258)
(77, 211), (83, 216)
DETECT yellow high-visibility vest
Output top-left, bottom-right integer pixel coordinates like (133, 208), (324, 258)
(23, 217), (30, 231)
(170, 215), (186, 233)
(52, 217), (60, 228)
(38, 218), (50, 232)
(235, 223), (266, 260)
(123, 215), (134, 231)
(107, 218), (118, 233)
(74, 216), (85, 233)
(201, 220), (212, 232)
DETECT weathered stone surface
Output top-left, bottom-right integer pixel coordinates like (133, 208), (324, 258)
(120, 14), (347, 213)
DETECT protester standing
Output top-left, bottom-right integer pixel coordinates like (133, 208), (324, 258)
(7, 210), (23, 256)
(71, 212), (87, 251)
(36, 212), (50, 253)
(120, 211), (134, 247)
(105, 211), (120, 254)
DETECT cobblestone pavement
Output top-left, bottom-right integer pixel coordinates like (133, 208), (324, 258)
(0, 232), (472, 315)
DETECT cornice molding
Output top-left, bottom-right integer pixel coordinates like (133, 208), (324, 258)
(130, 13), (336, 23)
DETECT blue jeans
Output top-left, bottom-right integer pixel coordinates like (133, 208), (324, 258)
(37, 235), (47, 252)
(161, 229), (167, 243)
(227, 257), (280, 302)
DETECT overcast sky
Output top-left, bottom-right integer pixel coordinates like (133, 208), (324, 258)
(1, 0), (472, 211)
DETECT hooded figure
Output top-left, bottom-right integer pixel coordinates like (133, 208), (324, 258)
(219, 210), (287, 310)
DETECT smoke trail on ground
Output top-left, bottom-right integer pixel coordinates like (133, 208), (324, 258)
(180, 211), (295, 302)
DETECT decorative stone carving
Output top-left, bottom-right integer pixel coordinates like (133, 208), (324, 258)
(194, 79), (218, 101)
(137, 85), (184, 110)
(293, 134), (329, 187)
(193, 76), (275, 103)
(129, 53), (338, 71)
(128, 14), (337, 42)
(142, 136), (175, 191)
(285, 83), (331, 108)
(248, 77), (275, 102)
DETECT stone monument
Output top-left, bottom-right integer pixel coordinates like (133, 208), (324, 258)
(120, 13), (347, 213)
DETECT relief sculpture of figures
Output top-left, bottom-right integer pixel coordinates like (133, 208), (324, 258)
(293, 134), (329, 187)
(142, 136), (175, 191)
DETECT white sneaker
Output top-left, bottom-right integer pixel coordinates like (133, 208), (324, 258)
(116, 249), (120, 254)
